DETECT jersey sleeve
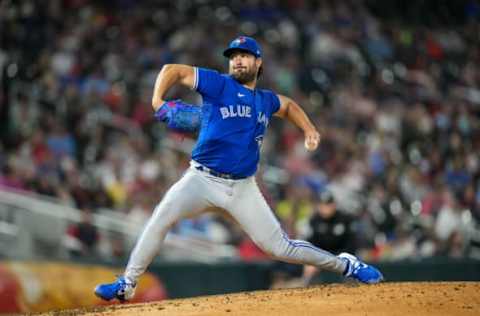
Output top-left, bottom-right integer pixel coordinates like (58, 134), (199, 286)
(193, 67), (226, 99)
(264, 91), (280, 116)
(271, 92), (281, 115)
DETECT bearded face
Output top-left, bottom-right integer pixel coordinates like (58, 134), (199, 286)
(228, 51), (261, 84)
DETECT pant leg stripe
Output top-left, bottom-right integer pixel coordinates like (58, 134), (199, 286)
(281, 232), (334, 257)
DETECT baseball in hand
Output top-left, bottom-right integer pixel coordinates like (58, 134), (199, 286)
(305, 138), (318, 151)
(304, 130), (320, 151)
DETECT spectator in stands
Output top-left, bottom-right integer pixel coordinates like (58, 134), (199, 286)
(302, 190), (355, 284)
(275, 182), (313, 237)
(63, 209), (99, 259)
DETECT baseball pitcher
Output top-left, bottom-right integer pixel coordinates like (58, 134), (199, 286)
(95, 36), (383, 302)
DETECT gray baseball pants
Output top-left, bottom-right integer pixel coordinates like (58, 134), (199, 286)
(125, 162), (347, 282)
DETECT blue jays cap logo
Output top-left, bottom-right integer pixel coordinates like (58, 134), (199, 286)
(233, 36), (247, 45)
(223, 36), (262, 58)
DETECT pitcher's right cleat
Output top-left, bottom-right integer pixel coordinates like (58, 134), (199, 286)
(338, 252), (384, 284)
(94, 276), (136, 302)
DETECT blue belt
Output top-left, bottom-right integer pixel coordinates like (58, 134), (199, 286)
(194, 166), (246, 180)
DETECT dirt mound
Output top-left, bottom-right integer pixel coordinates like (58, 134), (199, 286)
(40, 282), (478, 316)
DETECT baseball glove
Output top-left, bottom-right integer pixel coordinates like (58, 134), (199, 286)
(154, 99), (202, 133)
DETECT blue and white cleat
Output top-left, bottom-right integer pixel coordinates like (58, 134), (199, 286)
(94, 276), (137, 302)
(338, 252), (384, 284)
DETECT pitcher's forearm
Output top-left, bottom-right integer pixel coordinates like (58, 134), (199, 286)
(276, 95), (320, 151)
(285, 101), (317, 133)
(152, 65), (180, 111)
(275, 94), (317, 133)
(151, 64), (196, 110)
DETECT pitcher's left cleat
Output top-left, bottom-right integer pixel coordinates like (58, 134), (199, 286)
(338, 252), (384, 284)
(94, 276), (136, 302)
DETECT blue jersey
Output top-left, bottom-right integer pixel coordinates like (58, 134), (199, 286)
(191, 67), (281, 178)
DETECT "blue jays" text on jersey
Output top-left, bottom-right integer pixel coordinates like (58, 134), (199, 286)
(191, 67), (281, 178)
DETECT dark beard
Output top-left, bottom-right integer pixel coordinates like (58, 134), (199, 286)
(231, 69), (257, 84)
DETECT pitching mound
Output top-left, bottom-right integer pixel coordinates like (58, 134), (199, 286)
(41, 282), (478, 316)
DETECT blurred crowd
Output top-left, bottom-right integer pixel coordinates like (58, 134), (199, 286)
(1, 0), (480, 263)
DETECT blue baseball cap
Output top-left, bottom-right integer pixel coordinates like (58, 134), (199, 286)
(223, 36), (262, 58)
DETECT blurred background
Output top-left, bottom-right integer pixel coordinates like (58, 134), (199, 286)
(1, 0), (480, 313)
